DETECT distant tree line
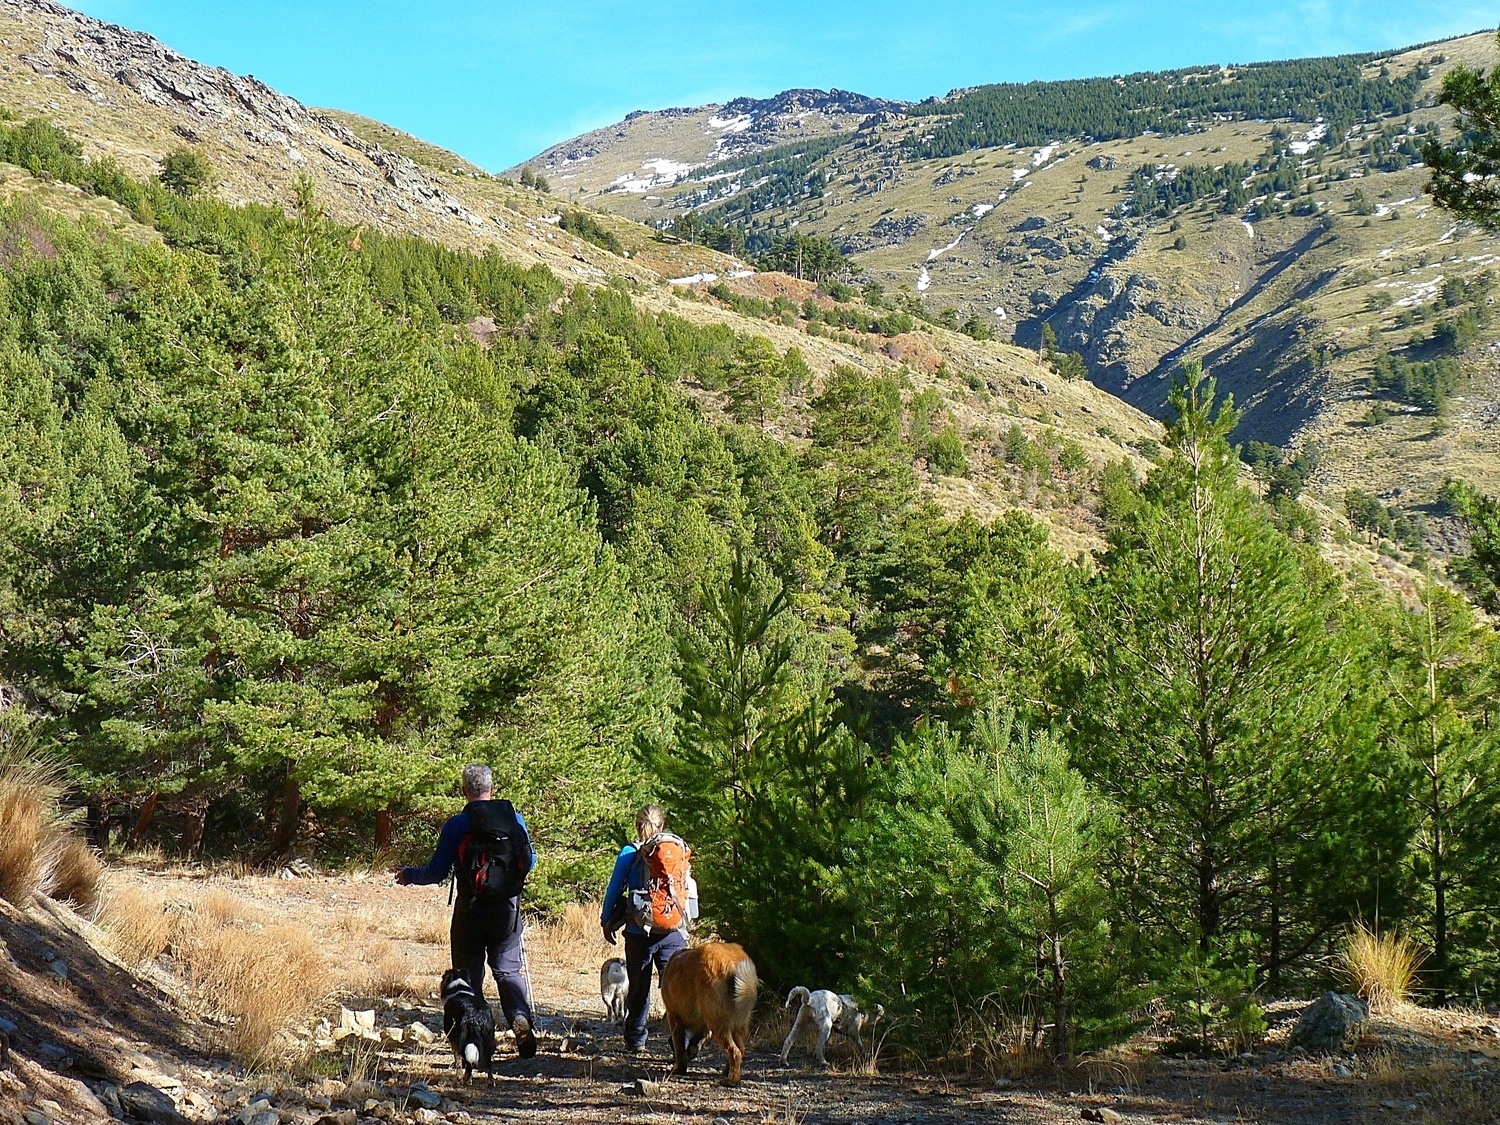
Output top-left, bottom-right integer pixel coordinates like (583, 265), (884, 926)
(903, 53), (1424, 159)
(681, 136), (846, 225)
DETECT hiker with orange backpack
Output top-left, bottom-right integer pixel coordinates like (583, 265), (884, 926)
(600, 803), (697, 1051)
(395, 764), (538, 1058)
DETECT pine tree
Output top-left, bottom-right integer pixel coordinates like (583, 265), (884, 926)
(1074, 362), (1399, 972)
(1441, 479), (1500, 612)
(836, 706), (1111, 1052)
(1384, 583), (1500, 1002)
(1423, 38), (1500, 229)
(983, 708), (1109, 1058)
(650, 549), (868, 986)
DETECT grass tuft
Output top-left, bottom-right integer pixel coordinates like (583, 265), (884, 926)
(361, 939), (412, 998)
(101, 885), (178, 964)
(45, 835), (104, 911)
(0, 732), (97, 908)
(103, 883), (329, 1064)
(0, 783), (45, 904)
(1341, 923), (1425, 1013)
(409, 911), (448, 945)
(526, 902), (608, 971)
(182, 917), (329, 1063)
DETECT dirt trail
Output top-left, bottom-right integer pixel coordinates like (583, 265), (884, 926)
(3, 868), (1499, 1125)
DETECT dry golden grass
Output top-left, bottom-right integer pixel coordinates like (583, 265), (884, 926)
(361, 939), (413, 998)
(527, 902), (609, 969)
(0, 738), (101, 910)
(103, 888), (196, 966)
(1341, 923), (1426, 1013)
(1357, 1051), (1500, 1124)
(950, 998), (1054, 1079)
(0, 785), (44, 904)
(333, 904), (388, 940)
(102, 882), (329, 1063)
(180, 918), (329, 1063)
(44, 835), (103, 911)
(409, 912), (448, 946)
(196, 887), (258, 928)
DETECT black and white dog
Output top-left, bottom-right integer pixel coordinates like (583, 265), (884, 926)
(440, 968), (496, 1085)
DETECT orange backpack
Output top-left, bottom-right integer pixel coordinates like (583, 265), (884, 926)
(625, 833), (692, 933)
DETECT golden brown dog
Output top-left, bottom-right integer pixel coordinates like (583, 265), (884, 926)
(659, 940), (758, 1085)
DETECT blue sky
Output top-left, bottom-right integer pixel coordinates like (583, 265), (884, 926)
(71, 1), (1494, 171)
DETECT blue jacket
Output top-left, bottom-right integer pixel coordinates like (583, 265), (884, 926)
(401, 802), (536, 887)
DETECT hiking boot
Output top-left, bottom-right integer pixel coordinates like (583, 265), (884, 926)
(513, 1014), (537, 1059)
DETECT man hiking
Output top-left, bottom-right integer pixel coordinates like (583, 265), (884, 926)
(600, 804), (697, 1051)
(395, 764), (538, 1058)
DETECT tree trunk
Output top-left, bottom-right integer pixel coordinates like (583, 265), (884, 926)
(1198, 846), (1220, 951)
(1269, 850), (1282, 992)
(270, 772), (302, 856)
(1048, 896), (1070, 1059)
(1031, 936), (1049, 1050)
(131, 792), (159, 844)
(375, 806), (394, 852)
(181, 796), (208, 860)
(85, 789), (111, 852)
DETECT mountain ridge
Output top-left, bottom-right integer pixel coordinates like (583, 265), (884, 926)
(518, 30), (1500, 537)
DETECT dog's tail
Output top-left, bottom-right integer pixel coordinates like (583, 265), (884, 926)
(464, 1042), (480, 1066)
(724, 954), (759, 1023)
(784, 985), (810, 1012)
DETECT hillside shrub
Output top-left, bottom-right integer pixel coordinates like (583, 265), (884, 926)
(560, 208), (623, 255)
(159, 147), (213, 197)
(925, 427), (968, 476)
(1166, 954), (1267, 1056)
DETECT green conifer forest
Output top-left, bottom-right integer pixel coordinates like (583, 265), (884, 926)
(1, 117), (1498, 1056)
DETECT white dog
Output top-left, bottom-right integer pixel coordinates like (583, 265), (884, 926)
(600, 957), (628, 1023)
(780, 986), (885, 1066)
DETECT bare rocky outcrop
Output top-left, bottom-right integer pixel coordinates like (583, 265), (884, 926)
(0, 0), (489, 234)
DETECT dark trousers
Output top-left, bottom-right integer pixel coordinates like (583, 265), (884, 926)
(623, 927), (685, 1048)
(451, 895), (533, 1028)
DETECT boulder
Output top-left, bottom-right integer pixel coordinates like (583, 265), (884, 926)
(1289, 992), (1368, 1053)
(404, 1085), (441, 1110)
(119, 1081), (190, 1125)
(406, 1021), (435, 1046)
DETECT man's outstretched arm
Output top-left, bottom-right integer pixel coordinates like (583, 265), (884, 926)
(396, 814), (467, 885)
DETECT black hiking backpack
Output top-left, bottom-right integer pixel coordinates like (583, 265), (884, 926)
(456, 799), (529, 904)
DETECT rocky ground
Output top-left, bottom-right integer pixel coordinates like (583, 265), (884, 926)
(2, 866), (1498, 1125)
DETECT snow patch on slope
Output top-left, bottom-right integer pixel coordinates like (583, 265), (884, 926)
(707, 114), (752, 134)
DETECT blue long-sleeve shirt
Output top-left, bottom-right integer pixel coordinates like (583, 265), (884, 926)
(600, 843), (641, 935)
(402, 803), (536, 886)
